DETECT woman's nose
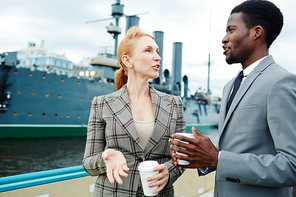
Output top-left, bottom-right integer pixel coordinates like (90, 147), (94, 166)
(155, 53), (161, 61)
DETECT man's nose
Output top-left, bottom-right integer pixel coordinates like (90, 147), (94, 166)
(222, 34), (229, 44)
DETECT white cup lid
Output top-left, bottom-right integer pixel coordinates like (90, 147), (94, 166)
(138, 160), (159, 171)
(175, 133), (195, 138)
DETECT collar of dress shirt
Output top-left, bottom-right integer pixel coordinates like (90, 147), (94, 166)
(228, 55), (269, 99)
(241, 55), (269, 82)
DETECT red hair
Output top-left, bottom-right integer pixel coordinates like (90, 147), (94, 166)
(115, 26), (154, 90)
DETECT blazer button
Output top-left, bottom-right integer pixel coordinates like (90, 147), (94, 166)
(226, 177), (231, 181)
(138, 158), (143, 162)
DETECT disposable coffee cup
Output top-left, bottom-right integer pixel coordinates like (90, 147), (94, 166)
(138, 160), (159, 196)
(175, 133), (195, 165)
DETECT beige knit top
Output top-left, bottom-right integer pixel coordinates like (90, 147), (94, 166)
(134, 119), (154, 149)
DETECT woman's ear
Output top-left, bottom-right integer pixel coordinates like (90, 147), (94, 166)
(122, 55), (133, 68)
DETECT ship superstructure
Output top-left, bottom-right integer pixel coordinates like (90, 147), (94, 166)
(0, 0), (220, 137)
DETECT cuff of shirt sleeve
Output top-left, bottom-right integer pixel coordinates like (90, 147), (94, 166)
(199, 167), (209, 174)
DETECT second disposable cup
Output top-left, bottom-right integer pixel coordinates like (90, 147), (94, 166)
(138, 160), (159, 196)
(175, 133), (195, 165)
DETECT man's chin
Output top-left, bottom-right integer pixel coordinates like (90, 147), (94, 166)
(226, 57), (239, 65)
(226, 59), (233, 65)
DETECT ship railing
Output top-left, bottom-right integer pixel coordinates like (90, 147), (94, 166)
(69, 70), (103, 80)
(0, 166), (88, 193)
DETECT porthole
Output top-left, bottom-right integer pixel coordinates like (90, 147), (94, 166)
(32, 91), (36, 95)
(17, 89), (22, 94)
(77, 80), (80, 85)
(87, 82), (90, 86)
(58, 94), (61, 98)
(46, 93), (49, 97)
(42, 74), (46, 79)
(102, 85), (105, 89)
(78, 115), (81, 118)
(67, 114), (70, 118)
(42, 113), (46, 117)
(80, 97), (83, 101)
(13, 111), (17, 116)
(55, 114), (58, 118)
(95, 84), (98, 87)
(90, 98), (93, 102)
(14, 70), (18, 74)
(61, 78), (64, 82)
(28, 112), (32, 116)
(29, 72), (33, 77)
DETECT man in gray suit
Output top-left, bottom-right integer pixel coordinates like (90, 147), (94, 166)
(170, 0), (296, 196)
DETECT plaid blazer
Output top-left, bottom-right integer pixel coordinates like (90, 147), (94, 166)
(83, 84), (186, 197)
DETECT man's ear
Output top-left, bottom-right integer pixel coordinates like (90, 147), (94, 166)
(253, 25), (264, 40)
(122, 55), (133, 68)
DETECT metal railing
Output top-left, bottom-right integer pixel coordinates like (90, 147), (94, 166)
(0, 166), (87, 192)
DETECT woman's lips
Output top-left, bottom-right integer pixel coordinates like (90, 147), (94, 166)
(153, 64), (160, 71)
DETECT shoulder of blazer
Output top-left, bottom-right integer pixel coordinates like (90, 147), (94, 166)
(103, 84), (128, 102)
(252, 56), (294, 82)
(101, 84), (183, 106)
(149, 84), (182, 105)
(253, 55), (276, 74)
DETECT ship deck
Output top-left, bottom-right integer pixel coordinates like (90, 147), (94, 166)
(0, 123), (218, 138)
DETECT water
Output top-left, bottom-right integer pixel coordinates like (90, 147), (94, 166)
(0, 129), (218, 178)
(0, 137), (86, 177)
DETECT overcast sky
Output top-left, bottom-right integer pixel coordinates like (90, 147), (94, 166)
(1, 0), (295, 97)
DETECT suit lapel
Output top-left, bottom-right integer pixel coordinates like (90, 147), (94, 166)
(105, 85), (141, 146)
(219, 56), (275, 145)
(105, 85), (173, 153)
(144, 86), (173, 155)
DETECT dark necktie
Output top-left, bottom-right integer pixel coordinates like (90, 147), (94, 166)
(226, 70), (244, 114)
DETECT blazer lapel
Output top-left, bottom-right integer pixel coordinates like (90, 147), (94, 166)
(144, 86), (173, 155)
(219, 56), (275, 143)
(105, 85), (141, 146)
(106, 85), (174, 153)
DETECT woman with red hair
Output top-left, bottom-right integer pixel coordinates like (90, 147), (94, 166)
(83, 26), (185, 196)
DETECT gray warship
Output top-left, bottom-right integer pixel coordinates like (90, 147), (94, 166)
(0, 0), (220, 137)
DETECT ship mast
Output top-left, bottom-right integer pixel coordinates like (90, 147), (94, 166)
(207, 54), (210, 96)
(110, 0), (124, 55)
(206, 11), (211, 96)
(85, 0), (124, 56)
(85, 1), (147, 56)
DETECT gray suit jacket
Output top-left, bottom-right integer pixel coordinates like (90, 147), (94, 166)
(213, 56), (296, 197)
(82, 84), (186, 197)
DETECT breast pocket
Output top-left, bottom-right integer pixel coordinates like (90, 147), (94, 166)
(236, 104), (259, 111)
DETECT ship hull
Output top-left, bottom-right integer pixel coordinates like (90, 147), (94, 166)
(0, 65), (116, 125)
(0, 65), (219, 138)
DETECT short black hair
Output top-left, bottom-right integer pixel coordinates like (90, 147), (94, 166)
(231, 0), (283, 48)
